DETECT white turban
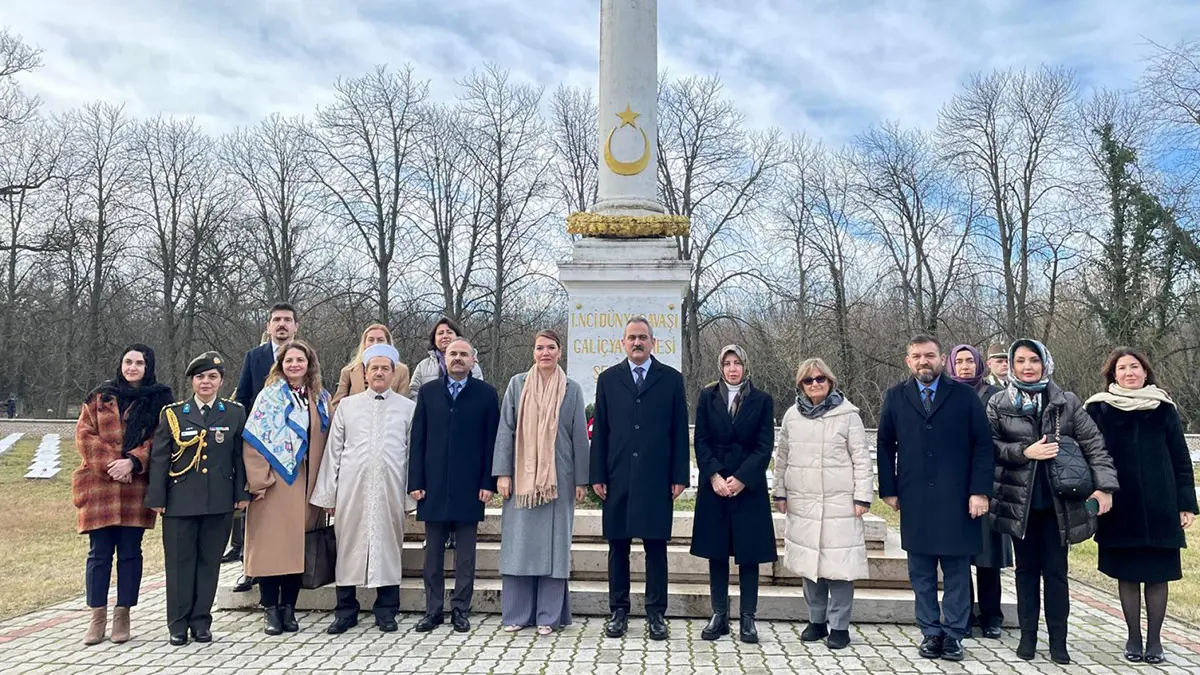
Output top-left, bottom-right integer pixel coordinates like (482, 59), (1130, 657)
(362, 343), (399, 367)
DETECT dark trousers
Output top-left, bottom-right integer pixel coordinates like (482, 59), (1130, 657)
(971, 566), (1004, 628)
(1012, 507), (1069, 633)
(86, 526), (146, 608)
(163, 513), (233, 635)
(908, 553), (971, 639)
(228, 510), (244, 553)
(709, 558), (759, 615)
(423, 521), (478, 615)
(259, 574), (303, 608)
(336, 585), (400, 622)
(608, 538), (668, 615)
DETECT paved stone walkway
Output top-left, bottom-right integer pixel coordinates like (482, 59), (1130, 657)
(2, 566), (1199, 674)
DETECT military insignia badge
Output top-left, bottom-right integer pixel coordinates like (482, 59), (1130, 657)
(214, 429), (225, 444)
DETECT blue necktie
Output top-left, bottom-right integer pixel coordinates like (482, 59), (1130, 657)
(450, 381), (462, 400)
(922, 387), (933, 413)
(634, 366), (645, 392)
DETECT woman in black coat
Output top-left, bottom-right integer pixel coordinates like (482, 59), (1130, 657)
(1085, 348), (1197, 665)
(690, 344), (776, 644)
(987, 339), (1119, 665)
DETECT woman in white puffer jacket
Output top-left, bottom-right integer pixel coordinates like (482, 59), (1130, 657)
(773, 357), (874, 650)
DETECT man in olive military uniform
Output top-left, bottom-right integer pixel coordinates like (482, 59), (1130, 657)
(146, 351), (250, 646)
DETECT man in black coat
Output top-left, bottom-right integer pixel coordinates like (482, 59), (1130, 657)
(147, 352), (250, 646)
(591, 317), (690, 641)
(408, 337), (499, 634)
(224, 301), (299, 591)
(877, 335), (994, 662)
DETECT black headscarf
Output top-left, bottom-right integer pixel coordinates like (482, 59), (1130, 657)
(86, 343), (175, 455)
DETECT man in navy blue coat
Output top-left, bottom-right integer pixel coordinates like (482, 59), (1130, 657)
(877, 335), (994, 662)
(408, 337), (499, 634)
(590, 317), (690, 641)
(223, 301), (299, 591)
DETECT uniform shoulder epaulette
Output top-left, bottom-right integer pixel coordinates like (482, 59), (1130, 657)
(222, 398), (243, 408)
(167, 399), (188, 407)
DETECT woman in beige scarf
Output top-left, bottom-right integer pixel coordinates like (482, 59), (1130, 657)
(1085, 347), (1196, 665)
(493, 330), (590, 636)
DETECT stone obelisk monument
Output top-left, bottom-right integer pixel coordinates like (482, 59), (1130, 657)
(559, 0), (692, 406)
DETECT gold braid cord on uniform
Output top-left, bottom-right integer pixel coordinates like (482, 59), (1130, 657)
(165, 407), (206, 477)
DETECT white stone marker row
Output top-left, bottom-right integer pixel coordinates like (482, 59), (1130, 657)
(25, 433), (61, 479)
(0, 432), (22, 458)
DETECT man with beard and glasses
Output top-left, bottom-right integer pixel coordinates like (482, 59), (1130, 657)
(225, 302), (300, 592)
(877, 335), (995, 662)
(590, 316), (690, 641)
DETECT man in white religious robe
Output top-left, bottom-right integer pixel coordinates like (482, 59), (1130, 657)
(310, 344), (416, 634)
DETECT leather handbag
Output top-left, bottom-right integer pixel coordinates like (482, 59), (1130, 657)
(301, 511), (337, 589)
(1048, 411), (1094, 501)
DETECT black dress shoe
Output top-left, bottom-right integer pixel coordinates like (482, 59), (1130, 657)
(826, 628), (850, 649)
(1144, 651), (1165, 665)
(376, 617), (398, 633)
(414, 614), (443, 632)
(263, 607), (283, 636)
(233, 575), (255, 593)
(647, 612), (669, 641)
(604, 609), (628, 638)
(450, 609), (470, 633)
(918, 635), (944, 659)
(941, 636), (964, 661)
(801, 622), (828, 642)
(327, 616), (358, 634)
(191, 626), (212, 643)
(701, 612), (729, 641)
(738, 614), (758, 644)
(220, 548), (242, 564)
(1016, 630), (1036, 660)
(169, 632), (188, 646)
(982, 625), (1002, 639)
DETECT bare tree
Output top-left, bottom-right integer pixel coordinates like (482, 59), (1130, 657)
(457, 64), (556, 373)
(938, 66), (1078, 338)
(223, 114), (321, 305)
(0, 29), (42, 157)
(657, 74), (784, 383)
(549, 84), (598, 214)
(132, 116), (233, 387)
(304, 64), (429, 325)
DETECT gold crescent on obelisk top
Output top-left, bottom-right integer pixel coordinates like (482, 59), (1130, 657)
(603, 104), (651, 176)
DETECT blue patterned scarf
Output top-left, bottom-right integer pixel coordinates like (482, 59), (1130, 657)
(1006, 338), (1054, 415)
(242, 380), (330, 485)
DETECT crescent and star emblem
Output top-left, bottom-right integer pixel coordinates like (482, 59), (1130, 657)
(603, 104), (651, 176)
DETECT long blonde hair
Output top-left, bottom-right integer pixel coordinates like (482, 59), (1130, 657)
(266, 339), (324, 394)
(344, 323), (394, 371)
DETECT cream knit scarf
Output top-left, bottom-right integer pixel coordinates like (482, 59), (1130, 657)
(1084, 383), (1175, 411)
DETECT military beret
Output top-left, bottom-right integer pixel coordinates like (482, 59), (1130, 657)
(185, 351), (226, 377)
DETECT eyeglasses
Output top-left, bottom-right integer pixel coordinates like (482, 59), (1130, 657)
(800, 376), (828, 386)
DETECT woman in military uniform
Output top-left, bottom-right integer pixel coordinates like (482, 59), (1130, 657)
(146, 351), (250, 646)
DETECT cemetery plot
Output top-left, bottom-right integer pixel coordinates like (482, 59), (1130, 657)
(24, 434), (61, 479)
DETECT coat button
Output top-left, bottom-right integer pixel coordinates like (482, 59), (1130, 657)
(927, 452), (933, 457)
(636, 399), (641, 403)
(633, 452), (639, 458)
(928, 480), (934, 486)
(202, 454), (208, 460)
(202, 468), (209, 474)
(926, 424), (932, 430)
(634, 424), (640, 430)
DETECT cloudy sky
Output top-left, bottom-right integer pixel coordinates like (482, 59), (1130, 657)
(1, 0), (1197, 144)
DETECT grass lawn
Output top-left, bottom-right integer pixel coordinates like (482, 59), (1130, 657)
(871, 496), (1200, 625)
(0, 436), (165, 620)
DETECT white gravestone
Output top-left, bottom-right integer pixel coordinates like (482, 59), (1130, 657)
(25, 433), (61, 479)
(0, 432), (22, 458)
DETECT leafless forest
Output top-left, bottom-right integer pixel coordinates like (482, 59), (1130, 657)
(2, 30), (1200, 426)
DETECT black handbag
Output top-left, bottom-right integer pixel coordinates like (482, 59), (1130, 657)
(1047, 411), (1094, 501)
(301, 511), (337, 589)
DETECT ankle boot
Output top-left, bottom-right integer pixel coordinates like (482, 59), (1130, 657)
(1016, 629), (1037, 660)
(110, 606), (131, 643)
(701, 612), (729, 640)
(1048, 628), (1070, 664)
(83, 607), (107, 645)
(738, 614), (758, 644)
(263, 606), (284, 636)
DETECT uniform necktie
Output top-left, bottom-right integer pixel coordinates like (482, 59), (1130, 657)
(450, 381), (462, 400)
(375, 394), (385, 400)
(200, 404), (211, 420)
(922, 387), (933, 413)
(634, 366), (645, 392)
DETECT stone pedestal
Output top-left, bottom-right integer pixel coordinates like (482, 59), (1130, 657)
(558, 238), (690, 406)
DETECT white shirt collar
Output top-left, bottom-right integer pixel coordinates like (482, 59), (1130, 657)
(194, 395), (217, 410)
(369, 387), (393, 400)
(628, 358), (651, 376)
